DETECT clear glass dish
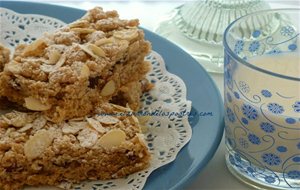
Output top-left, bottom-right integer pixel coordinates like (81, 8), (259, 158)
(155, 0), (270, 73)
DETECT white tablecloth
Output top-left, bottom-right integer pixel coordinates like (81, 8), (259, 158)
(12, 1), (300, 189)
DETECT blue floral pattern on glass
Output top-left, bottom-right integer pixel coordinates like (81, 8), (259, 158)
(252, 30), (261, 38)
(242, 118), (248, 125)
(267, 48), (282, 55)
(234, 153), (242, 163)
(234, 40), (244, 54)
(264, 176), (275, 184)
(227, 92), (232, 103)
(225, 69), (233, 89)
(242, 104), (258, 120)
(292, 101), (300, 113)
(292, 157), (300, 162)
(261, 90), (272, 98)
(287, 170), (300, 179)
(280, 26), (295, 36)
(239, 138), (249, 149)
(285, 118), (296, 124)
(248, 134), (261, 145)
(247, 167), (255, 174)
(288, 44), (297, 51)
(229, 154), (236, 165)
(238, 81), (250, 93)
(224, 54), (230, 66)
(260, 122), (275, 133)
(262, 153), (281, 166)
(248, 41), (260, 52)
(267, 103), (284, 114)
(276, 146), (287, 153)
(234, 92), (240, 99)
(226, 107), (235, 123)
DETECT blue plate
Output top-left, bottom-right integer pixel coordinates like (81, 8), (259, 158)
(0, 1), (224, 189)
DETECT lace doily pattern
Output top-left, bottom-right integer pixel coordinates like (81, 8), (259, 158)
(0, 8), (192, 190)
(0, 8), (65, 50)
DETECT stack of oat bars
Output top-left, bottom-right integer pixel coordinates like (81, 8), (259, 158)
(0, 7), (152, 190)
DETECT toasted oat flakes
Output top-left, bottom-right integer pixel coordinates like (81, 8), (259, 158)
(95, 115), (119, 124)
(86, 117), (106, 133)
(77, 128), (98, 148)
(61, 122), (83, 134)
(1, 111), (33, 127)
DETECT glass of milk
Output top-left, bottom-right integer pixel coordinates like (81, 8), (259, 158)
(223, 9), (300, 189)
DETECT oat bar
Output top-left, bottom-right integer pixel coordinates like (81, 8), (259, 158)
(0, 103), (150, 190)
(0, 7), (151, 123)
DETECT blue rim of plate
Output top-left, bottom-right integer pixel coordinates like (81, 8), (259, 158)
(0, 1), (224, 190)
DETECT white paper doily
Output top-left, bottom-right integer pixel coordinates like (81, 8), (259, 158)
(0, 8), (192, 190)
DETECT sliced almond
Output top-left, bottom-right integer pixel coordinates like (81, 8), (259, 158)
(24, 97), (51, 111)
(4, 61), (22, 74)
(113, 29), (139, 41)
(110, 103), (132, 112)
(54, 54), (66, 68)
(41, 54), (66, 73)
(40, 64), (55, 73)
(19, 123), (33, 132)
(98, 129), (126, 149)
(125, 26), (138, 29)
(86, 117), (106, 133)
(80, 64), (90, 78)
(100, 80), (116, 96)
(95, 38), (115, 46)
(77, 128), (98, 148)
(69, 117), (85, 122)
(24, 130), (54, 160)
(79, 44), (97, 59)
(48, 49), (61, 64)
(95, 115), (119, 125)
(62, 122), (83, 134)
(69, 20), (89, 28)
(87, 44), (105, 57)
(23, 39), (47, 56)
(70, 28), (95, 34)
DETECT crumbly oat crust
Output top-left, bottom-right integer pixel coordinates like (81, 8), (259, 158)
(0, 103), (150, 190)
(0, 7), (151, 123)
(0, 44), (10, 71)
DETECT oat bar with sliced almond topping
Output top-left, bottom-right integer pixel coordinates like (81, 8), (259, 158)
(0, 7), (152, 123)
(0, 103), (150, 190)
